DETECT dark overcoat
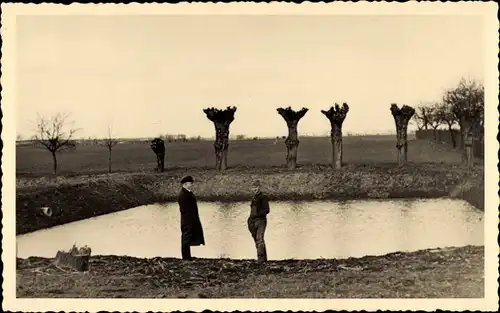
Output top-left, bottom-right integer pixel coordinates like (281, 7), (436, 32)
(178, 187), (205, 247)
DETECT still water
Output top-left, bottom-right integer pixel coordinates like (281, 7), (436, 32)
(16, 199), (483, 260)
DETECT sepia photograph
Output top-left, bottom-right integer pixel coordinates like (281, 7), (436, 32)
(1, 2), (498, 312)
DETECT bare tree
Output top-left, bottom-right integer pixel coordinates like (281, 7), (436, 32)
(103, 126), (119, 173)
(150, 138), (166, 172)
(435, 102), (458, 148)
(277, 106), (309, 170)
(424, 102), (445, 141)
(390, 104), (415, 166)
(443, 78), (484, 168)
(203, 106), (237, 171)
(33, 113), (79, 175)
(412, 104), (430, 131)
(425, 103), (442, 130)
(321, 103), (349, 169)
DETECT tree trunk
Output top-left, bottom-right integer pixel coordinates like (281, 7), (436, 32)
(221, 149), (228, 171)
(51, 150), (58, 175)
(396, 131), (404, 166)
(458, 118), (474, 168)
(394, 122), (406, 166)
(432, 127), (438, 140)
(222, 136), (229, 170)
(285, 124), (299, 170)
(402, 124), (409, 165)
(331, 123), (343, 169)
(160, 153), (165, 172)
(286, 142), (298, 170)
(465, 142), (474, 169)
(108, 147), (112, 173)
(214, 140), (223, 171)
(447, 124), (457, 148)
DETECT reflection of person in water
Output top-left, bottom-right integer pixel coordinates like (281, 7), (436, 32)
(177, 175), (205, 260)
(247, 180), (270, 262)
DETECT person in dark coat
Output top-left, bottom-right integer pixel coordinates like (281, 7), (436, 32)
(247, 180), (270, 262)
(178, 175), (205, 260)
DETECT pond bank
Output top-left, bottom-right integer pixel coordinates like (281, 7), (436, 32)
(16, 163), (484, 235)
(16, 245), (484, 298)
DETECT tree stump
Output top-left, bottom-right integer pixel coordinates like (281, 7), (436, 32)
(203, 106), (237, 171)
(390, 104), (415, 166)
(54, 245), (92, 272)
(150, 138), (166, 172)
(277, 107), (309, 170)
(321, 103), (350, 169)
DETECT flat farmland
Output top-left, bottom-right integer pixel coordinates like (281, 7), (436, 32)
(16, 134), (464, 177)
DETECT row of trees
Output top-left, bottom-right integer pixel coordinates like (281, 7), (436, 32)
(31, 78), (484, 175)
(412, 79), (484, 149)
(30, 113), (119, 175)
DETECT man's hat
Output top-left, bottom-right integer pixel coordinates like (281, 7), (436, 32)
(180, 175), (194, 184)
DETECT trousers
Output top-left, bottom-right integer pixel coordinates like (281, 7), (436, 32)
(181, 243), (192, 260)
(247, 217), (267, 262)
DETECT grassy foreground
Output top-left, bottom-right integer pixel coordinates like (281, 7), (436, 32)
(16, 246), (484, 298)
(15, 136), (485, 298)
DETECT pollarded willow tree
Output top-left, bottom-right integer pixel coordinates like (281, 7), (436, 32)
(390, 104), (415, 166)
(443, 78), (484, 168)
(321, 102), (350, 169)
(150, 138), (166, 172)
(203, 106), (237, 171)
(277, 106), (309, 170)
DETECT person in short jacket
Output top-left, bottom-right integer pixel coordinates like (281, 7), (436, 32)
(178, 175), (205, 260)
(247, 180), (270, 262)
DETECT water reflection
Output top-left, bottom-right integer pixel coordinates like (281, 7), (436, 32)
(16, 198), (484, 260)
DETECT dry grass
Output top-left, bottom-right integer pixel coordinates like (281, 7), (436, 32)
(16, 245), (484, 298)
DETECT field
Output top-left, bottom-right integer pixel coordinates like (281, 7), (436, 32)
(15, 134), (485, 299)
(17, 134), (468, 177)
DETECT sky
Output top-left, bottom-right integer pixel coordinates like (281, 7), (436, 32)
(16, 14), (484, 139)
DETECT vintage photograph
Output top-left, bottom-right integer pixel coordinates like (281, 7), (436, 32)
(2, 2), (498, 312)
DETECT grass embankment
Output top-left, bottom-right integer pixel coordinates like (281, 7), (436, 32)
(16, 246), (484, 298)
(16, 162), (484, 235)
(15, 136), (485, 298)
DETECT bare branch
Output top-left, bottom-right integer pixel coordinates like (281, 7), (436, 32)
(424, 102), (444, 130)
(32, 112), (79, 175)
(104, 125), (119, 149)
(33, 113), (79, 153)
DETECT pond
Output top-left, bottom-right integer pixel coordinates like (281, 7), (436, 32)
(16, 198), (483, 260)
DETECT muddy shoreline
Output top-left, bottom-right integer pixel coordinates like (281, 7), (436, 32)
(16, 163), (484, 235)
(16, 245), (484, 298)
